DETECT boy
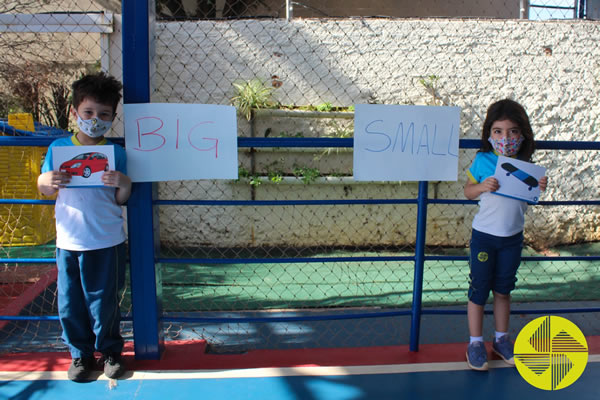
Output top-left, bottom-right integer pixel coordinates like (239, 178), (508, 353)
(37, 72), (131, 382)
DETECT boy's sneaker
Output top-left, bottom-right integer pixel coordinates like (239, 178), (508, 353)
(102, 353), (126, 379)
(493, 335), (515, 365)
(67, 357), (95, 382)
(466, 341), (489, 371)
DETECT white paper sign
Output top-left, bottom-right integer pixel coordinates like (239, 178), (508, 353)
(353, 104), (460, 181)
(52, 145), (115, 187)
(492, 156), (546, 204)
(124, 103), (238, 182)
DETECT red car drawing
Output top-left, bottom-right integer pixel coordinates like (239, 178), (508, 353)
(60, 152), (109, 178)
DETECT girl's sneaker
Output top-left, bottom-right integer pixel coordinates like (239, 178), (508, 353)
(492, 335), (515, 365)
(466, 341), (489, 371)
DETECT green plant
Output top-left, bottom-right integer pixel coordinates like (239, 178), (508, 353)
(0, 95), (22, 118)
(236, 166), (262, 186)
(418, 75), (441, 105)
(231, 79), (276, 120)
(268, 170), (283, 183)
(315, 102), (333, 112)
(315, 120), (354, 160)
(249, 176), (262, 187)
(293, 166), (320, 184)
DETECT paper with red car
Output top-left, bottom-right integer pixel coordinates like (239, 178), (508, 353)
(52, 145), (115, 187)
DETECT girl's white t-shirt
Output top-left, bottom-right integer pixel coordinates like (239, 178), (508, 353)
(472, 191), (527, 237)
(468, 151), (528, 237)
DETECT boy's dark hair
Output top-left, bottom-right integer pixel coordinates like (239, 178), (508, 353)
(71, 72), (123, 114)
(480, 99), (535, 161)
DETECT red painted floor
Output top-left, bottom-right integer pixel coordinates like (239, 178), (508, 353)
(1, 335), (599, 372)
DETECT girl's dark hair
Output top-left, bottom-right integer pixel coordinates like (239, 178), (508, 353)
(480, 99), (535, 161)
(71, 72), (123, 115)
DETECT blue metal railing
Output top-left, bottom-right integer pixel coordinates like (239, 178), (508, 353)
(1, 134), (599, 357)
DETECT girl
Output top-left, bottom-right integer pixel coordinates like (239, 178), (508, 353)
(464, 99), (547, 371)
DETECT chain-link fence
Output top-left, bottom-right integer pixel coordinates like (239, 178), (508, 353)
(1, 0), (599, 354)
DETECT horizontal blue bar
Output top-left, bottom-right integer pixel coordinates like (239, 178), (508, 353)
(529, 4), (575, 10)
(422, 307), (600, 315)
(2, 136), (600, 150)
(238, 137), (354, 148)
(0, 315), (133, 321)
(157, 255), (600, 265)
(4, 308), (594, 324)
(162, 310), (412, 324)
(0, 259), (56, 264)
(3, 255), (596, 265)
(0, 316), (59, 321)
(159, 256), (416, 264)
(3, 198), (599, 207)
(0, 199), (56, 205)
(156, 199), (418, 206)
(430, 199), (600, 206)
(424, 255), (600, 262)
(160, 306), (599, 324)
(0, 136), (123, 146)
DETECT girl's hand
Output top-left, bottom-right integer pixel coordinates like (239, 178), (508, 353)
(479, 177), (499, 193)
(539, 176), (548, 192)
(464, 177), (499, 200)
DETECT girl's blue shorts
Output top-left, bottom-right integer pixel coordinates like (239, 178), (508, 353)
(468, 229), (523, 306)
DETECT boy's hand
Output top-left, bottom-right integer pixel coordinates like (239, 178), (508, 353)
(539, 176), (548, 192)
(102, 170), (132, 205)
(102, 170), (131, 189)
(37, 171), (71, 195)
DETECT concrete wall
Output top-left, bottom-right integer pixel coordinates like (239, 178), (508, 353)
(153, 17), (600, 249)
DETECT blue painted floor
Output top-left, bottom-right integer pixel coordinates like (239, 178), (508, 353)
(1, 359), (599, 400)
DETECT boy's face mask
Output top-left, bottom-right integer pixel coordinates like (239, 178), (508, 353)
(488, 136), (524, 156)
(76, 113), (112, 138)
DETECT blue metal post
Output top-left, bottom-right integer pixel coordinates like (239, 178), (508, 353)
(122, 0), (163, 359)
(410, 181), (428, 351)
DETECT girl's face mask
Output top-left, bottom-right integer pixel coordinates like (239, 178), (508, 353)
(76, 113), (113, 138)
(488, 136), (524, 156)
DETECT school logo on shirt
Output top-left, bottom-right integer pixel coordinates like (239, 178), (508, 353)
(514, 316), (588, 390)
(477, 252), (488, 262)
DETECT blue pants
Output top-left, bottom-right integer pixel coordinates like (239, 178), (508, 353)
(56, 243), (126, 358)
(468, 229), (523, 306)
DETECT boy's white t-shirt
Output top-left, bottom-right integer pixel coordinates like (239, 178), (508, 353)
(467, 151), (528, 237)
(42, 135), (127, 251)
